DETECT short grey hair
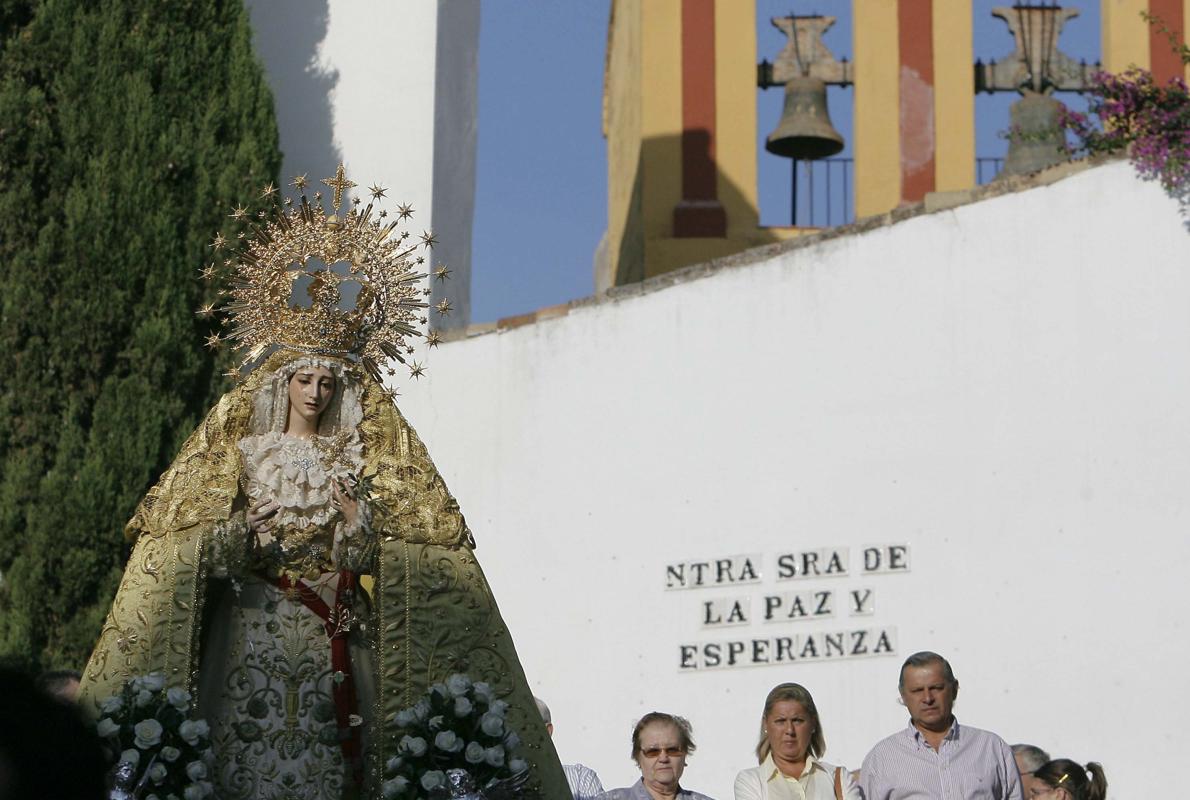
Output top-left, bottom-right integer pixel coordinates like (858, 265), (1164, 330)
(898, 651), (958, 689)
(1012, 744), (1050, 773)
(534, 696), (551, 724)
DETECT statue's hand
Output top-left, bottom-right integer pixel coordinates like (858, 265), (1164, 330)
(332, 478), (359, 527)
(247, 498), (280, 536)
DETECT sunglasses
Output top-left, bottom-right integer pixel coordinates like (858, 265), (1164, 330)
(640, 747), (686, 759)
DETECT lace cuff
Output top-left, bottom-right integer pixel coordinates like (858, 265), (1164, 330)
(333, 502), (376, 573)
(208, 512), (251, 579)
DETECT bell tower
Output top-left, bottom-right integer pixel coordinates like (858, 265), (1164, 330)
(599, 0), (1190, 290)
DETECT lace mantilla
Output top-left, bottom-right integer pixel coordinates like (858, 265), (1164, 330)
(238, 431), (365, 577)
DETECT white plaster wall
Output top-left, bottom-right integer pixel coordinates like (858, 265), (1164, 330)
(245, 0), (476, 325)
(398, 162), (1190, 799)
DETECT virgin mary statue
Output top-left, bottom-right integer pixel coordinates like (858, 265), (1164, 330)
(79, 169), (570, 800)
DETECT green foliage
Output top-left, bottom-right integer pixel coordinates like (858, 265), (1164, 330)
(0, 0), (281, 672)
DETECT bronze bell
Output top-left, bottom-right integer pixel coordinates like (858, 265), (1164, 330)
(765, 75), (845, 160)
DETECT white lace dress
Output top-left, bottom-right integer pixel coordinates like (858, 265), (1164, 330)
(198, 431), (376, 800)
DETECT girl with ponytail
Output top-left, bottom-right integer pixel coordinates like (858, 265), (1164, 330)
(1030, 759), (1108, 800)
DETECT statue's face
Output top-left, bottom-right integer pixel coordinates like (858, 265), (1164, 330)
(287, 365), (336, 427)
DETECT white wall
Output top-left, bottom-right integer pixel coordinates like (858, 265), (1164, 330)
(398, 162), (1190, 799)
(245, 0), (477, 326)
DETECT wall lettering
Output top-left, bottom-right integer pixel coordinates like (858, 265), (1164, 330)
(678, 627), (898, 670)
(762, 590), (835, 622)
(849, 587), (875, 616)
(861, 544), (910, 573)
(671, 544), (910, 670)
(701, 596), (751, 627)
(775, 548), (850, 580)
(665, 554), (762, 589)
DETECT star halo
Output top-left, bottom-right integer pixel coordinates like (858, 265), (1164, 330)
(205, 163), (451, 388)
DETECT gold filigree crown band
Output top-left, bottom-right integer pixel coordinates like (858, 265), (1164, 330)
(197, 164), (450, 388)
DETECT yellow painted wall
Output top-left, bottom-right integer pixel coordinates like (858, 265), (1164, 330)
(599, 0), (644, 291)
(854, 0), (901, 218)
(1185, 2), (1190, 81)
(600, 0), (848, 287)
(933, 0), (975, 192)
(1102, 0), (1150, 73)
(714, 0), (761, 239)
(640, 0), (684, 254)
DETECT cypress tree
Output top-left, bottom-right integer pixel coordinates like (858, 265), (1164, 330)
(0, 0), (281, 671)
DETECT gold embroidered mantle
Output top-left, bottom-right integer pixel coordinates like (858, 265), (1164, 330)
(79, 350), (571, 798)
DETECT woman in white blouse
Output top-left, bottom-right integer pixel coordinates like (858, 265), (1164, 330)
(734, 683), (861, 800)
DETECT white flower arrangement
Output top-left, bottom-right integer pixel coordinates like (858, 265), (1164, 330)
(383, 673), (530, 799)
(94, 673), (214, 800)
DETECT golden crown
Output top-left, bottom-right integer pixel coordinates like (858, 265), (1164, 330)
(198, 163), (450, 385)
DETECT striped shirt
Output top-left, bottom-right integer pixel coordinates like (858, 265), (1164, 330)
(564, 763), (605, 800)
(860, 719), (1023, 800)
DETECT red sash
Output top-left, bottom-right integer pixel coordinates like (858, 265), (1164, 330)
(268, 570), (364, 797)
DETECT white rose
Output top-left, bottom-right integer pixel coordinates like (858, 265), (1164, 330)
(160, 746), (181, 763)
(434, 731), (462, 753)
(509, 757), (528, 774)
(393, 708), (416, 727)
(420, 771), (447, 791)
(465, 741), (486, 764)
(485, 746), (505, 767)
(398, 735), (427, 757)
(178, 719), (209, 746)
(148, 762), (168, 783)
(453, 696), (473, 717)
(382, 777), (410, 799)
(135, 689), (155, 708)
(472, 682), (493, 703)
(96, 717), (120, 738)
(119, 749), (140, 767)
(183, 784), (204, 800)
(445, 674), (471, 696)
(100, 695), (124, 715)
(166, 687), (191, 710)
(142, 673), (166, 692)
(134, 718), (164, 749)
(185, 761), (207, 781)
(479, 712), (504, 737)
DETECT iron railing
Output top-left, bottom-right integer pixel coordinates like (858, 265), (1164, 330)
(784, 156), (1008, 228)
(788, 157), (854, 228)
(976, 157), (1005, 185)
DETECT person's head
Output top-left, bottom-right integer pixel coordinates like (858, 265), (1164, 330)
(1012, 744), (1051, 798)
(898, 651), (959, 733)
(1029, 760), (1107, 800)
(755, 683), (825, 767)
(0, 668), (106, 799)
(286, 363), (336, 431)
(35, 669), (82, 703)
(534, 696), (554, 737)
(631, 712), (696, 792)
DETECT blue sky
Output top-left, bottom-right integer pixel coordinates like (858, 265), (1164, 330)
(471, 1), (1103, 323)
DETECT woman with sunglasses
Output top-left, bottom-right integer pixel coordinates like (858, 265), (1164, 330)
(597, 712), (715, 800)
(734, 683), (860, 800)
(1026, 760), (1107, 800)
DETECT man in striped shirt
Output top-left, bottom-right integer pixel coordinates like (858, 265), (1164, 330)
(535, 696), (606, 800)
(860, 651), (1023, 800)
